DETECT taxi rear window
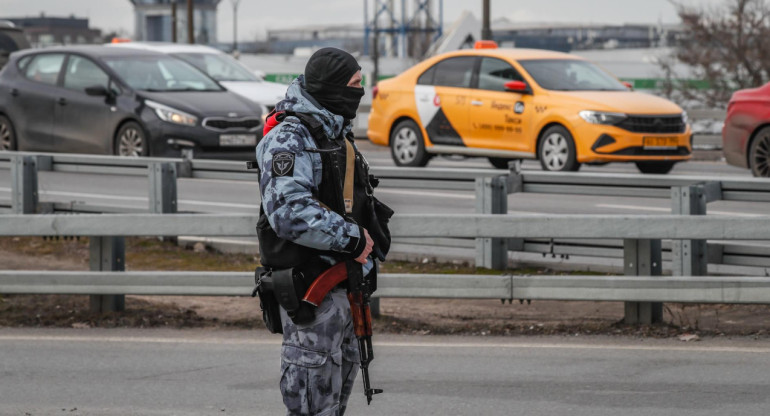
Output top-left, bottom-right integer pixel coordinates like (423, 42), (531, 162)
(418, 57), (476, 88)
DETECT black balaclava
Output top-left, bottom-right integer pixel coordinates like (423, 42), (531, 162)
(303, 47), (365, 120)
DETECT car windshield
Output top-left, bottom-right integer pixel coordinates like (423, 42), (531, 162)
(173, 52), (259, 82)
(518, 59), (626, 91)
(103, 56), (223, 92)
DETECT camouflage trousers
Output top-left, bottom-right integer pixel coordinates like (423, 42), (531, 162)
(279, 287), (360, 416)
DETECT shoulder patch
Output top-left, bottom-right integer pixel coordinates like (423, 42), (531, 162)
(272, 152), (295, 177)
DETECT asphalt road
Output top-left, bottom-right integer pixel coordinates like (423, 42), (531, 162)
(2, 328), (770, 416)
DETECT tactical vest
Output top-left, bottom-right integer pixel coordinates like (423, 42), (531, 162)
(256, 112), (377, 278)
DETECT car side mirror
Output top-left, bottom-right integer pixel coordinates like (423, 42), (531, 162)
(85, 85), (109, 96)
(504, 80), (531, 94)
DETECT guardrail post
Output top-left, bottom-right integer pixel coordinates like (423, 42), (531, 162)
(475, 175), (508, 269)
(623, 239), (662, 324)
(10, 155), (38, 214)
(671, 184), (711, 276)
(89, 236), (126, 313)
(149, 162), (178, 214)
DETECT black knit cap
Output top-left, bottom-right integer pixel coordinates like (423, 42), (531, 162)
(304, 47), (361, 92)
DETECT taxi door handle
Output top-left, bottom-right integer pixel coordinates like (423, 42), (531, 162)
(471, 100), (483, 106)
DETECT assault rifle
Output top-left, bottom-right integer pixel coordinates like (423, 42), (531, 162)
(302, 259), (383, 405)
(345, 259), (383, 405)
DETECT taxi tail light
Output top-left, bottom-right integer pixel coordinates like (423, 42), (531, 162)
(622, 81), (633, 90)
(474, 40), (498, 49)
(372, 85), (379, 99)
(111, 37), (132, 43)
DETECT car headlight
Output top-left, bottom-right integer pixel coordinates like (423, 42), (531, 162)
(579, 110), (627, 125)
(145, 100), (198, 126)
(681, 111), (688, 125)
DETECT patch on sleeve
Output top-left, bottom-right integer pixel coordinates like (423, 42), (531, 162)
(272, 152), (295, 177)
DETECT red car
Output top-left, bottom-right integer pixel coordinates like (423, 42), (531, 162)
(722, 83), (770, 177)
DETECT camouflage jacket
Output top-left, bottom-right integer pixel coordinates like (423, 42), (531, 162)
(255, 76), (365, 262)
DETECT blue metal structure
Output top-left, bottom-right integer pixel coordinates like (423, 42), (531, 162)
(364, 0), (443, 58)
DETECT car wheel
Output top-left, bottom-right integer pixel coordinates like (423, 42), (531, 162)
(635, 161), (676, 174)
(538, 125), (580, 171)
(488, 157), (515, 169)
(749, 127), (770, 177)
(390, 119), (430, 167)
(0, 115), (17, 151)
(115, 121), (148, 157)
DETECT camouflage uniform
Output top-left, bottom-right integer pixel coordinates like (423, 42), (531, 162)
(256, 76), (370, 415)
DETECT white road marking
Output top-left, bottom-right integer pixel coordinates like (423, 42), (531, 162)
(1, 334), (769, 354)
(596, 204), (669, 212)
(374, 188), (475, 200)
(596, 203), (764, 217)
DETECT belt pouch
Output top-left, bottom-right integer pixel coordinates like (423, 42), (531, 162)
(255, 270), (283, 334)
(273, 268), (316, 326)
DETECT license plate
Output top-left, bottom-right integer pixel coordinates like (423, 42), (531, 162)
(643, 136), (678, 149)
(219, 134), (257, 146)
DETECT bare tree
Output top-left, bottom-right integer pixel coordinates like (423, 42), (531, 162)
(665, 0), (770, 107)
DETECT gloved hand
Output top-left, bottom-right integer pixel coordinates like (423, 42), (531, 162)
(355, 228), (374, 264)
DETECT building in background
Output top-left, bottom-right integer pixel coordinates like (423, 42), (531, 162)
(491, 20), (683, 52)
(130, 0), (219, 44)
(0, 14), (102, 47)
(266, 25), (364, 55)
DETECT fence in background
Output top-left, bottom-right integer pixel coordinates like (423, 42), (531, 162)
(2, 213), (770, 324)
(1, 151), (769, 278)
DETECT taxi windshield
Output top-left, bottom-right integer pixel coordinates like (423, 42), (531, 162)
(519, 59), (626, 91)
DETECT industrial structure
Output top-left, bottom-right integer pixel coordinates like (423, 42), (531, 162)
(0, 15), (102, 47)
(129, 0), (220, 44)
(364, 0), (444, 59)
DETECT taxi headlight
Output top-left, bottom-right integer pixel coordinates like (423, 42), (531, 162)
(579, 110), (627, 125)
(146, 100), (198, 126)
(681, 111), (688, 125)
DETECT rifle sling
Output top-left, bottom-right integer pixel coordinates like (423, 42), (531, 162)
(343, 139), (355, 214)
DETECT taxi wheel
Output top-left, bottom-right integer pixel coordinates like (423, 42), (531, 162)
(390, 119), (430, 167)
(0, 115), (17, 151)
(488, 157), (515, 169)
(115, 122), (148, 157)
(635, 161), (676, 174)
(538, 125), (580, 171)
(748, 127), (770, 177)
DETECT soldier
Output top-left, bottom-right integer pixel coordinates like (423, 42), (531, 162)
(255, 48), (388, 415)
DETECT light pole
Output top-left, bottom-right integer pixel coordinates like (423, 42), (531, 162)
(230, 0), (241, 52)
(187, 0), (195, 44)
(482, 0), (491, 40)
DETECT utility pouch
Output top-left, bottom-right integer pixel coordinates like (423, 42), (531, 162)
(252, 267), (283, 334)
(365, 195), (394, 261)
(272, 268), (316, 326)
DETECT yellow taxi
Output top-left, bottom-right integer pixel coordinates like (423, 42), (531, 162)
(367, 42), (692, 173)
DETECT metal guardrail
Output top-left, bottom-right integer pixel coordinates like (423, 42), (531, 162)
(1, 151), (769, 275)
(2, 213), (770, 324)
(2, 213), (769, 239)
(4, 271), (769, 304)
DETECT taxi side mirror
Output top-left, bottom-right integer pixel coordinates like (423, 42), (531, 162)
(504, 80), (531, 95)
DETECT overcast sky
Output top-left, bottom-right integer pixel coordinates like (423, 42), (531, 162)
(2, 0), (726, 43)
